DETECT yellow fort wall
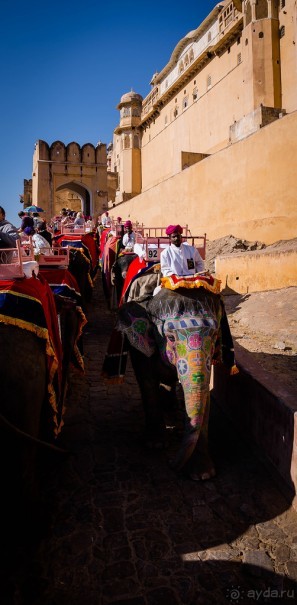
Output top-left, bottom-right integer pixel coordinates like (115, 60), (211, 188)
(215, 249), (297, 294)
(112, 111), (297, 245)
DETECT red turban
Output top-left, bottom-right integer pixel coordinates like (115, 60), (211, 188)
(124, 220), (132, 228)
(117, 216), (122, 222)
(165, 224), (183, 235)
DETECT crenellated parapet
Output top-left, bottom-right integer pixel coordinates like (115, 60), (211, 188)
(35, 139), (106, 165)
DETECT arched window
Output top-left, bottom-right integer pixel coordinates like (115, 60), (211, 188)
(121, 107), (130, 118)
(124, 135), (130, 149)
(178, 60), (184, 74)
(189, 49), (194, 62)
(133, 135), (139, 148)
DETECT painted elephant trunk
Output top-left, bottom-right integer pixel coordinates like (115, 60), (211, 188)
(165, 322), (218, 472)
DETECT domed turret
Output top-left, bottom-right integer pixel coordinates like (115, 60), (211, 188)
(118, 90), (143, 106)
(113, 89), (143, 204)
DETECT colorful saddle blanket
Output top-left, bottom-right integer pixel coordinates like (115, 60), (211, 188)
(39, 268), (87, 372)
(161, 273), (221, 294)
(0, 274), (63, 434)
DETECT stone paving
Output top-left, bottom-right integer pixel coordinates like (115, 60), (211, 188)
(3, 274), (297, 605)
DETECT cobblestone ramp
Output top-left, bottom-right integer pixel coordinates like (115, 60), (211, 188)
(6, 275), (297, 605)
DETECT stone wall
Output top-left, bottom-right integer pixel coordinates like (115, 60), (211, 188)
(111, 111), (297, 246)
(216, 249), (297, 293)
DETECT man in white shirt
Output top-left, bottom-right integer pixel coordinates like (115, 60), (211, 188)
(122, 220), (136, 251)
(101, 211), (112, 228)
(160, 224), (204, 276)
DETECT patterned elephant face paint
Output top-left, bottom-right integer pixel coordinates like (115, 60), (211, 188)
(177, 358), (189, 376)
(176, 342), (187, 357)
(164, 332), (177, 365)
(188, 332), (202, 350)
(191, 371), (205, 385)
(203, 338), (212, 353)
(133, 318), (148, 335)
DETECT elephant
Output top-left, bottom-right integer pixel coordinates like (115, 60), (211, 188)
(100, 230), (138, 309)
(39, 267), (87, 376)
(0, 273), (82, 511)
(109, 252), (138, 308)
(68, 247), (93, 310)
(53, 232), (99, 310)
(116, 281), (236, 480)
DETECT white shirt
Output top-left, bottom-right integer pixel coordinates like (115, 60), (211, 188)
(74, 216), (85, 226)
(102, 215), (112, 227)
(32, 233), (51, 254)
(122, 231), (136, 251)
(160, 242), (204, 276)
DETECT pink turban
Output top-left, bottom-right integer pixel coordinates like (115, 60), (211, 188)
(124, 220), (132, 228)
(165, 224), (183, 236)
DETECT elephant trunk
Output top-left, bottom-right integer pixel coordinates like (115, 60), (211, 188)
(167, 328), (215, 472)
(170, 377), (211, 471)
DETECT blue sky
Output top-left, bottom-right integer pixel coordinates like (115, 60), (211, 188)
(0, 0), (217, 225)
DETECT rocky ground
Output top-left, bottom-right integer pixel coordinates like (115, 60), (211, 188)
(205, 236), (297, 393)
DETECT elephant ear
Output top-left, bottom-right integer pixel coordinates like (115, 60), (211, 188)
(117, 301), (156, 357)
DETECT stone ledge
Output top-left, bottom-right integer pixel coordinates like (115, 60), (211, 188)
(212, 341), (297, 509)
(215, 249), (297, 293)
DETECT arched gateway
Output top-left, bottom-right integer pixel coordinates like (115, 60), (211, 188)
(30, 139), (108, 220)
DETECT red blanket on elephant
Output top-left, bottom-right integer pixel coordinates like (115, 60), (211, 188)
(0, 274), (63, 434)
(39, 268), (87, 372)
(39, 268), (82, 303)
(53, 232), (99, 272)
(99, 229), (112, 261)
(103, 235), (121, 293)
(81, 233), (99, 272)
(119, 257), (147, 306)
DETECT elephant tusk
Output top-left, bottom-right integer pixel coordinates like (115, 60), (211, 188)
(159, 383), (172, 392)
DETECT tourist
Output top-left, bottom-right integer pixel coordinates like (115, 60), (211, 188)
(0, 206), (21, 248)
(36, 220), (52, 246)
(101, 211), (112, 228)
(32, 212), (41, 228)
(23, 224), (51, 254)
(19, 211), (34, 232)
(74, 211), (86, 227)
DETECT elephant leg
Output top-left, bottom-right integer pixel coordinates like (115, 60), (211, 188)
(129, 347), (167, 447)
